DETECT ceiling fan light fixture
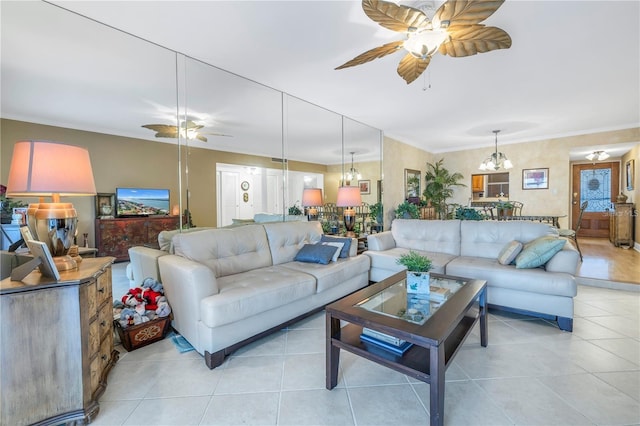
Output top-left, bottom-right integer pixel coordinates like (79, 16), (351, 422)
(479, 130), (513, 171)
(403, 29), (448, 59)
(586, 150), (609, 161)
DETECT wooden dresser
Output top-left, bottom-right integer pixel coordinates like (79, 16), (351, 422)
(1, 257), (118, 425)
(95, 216), (179, 261)
(609, 203), (635, 247)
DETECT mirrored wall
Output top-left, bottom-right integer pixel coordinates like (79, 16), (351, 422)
(2, 1), (382, 234)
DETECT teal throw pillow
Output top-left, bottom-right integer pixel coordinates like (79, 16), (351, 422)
(320, 235), (351, 258)
(294, 244), (337, 265)
(497, 240), (523, 265)
(515, 236), (566, 269)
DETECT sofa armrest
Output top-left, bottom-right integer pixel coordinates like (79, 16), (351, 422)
(127, 246), (168, 287)
(367, 231), (396, 251)
(158, 255), (219, 348)
(545, 242), (580, 275)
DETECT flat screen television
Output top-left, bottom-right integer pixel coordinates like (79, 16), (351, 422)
(115, 187), (170, 217)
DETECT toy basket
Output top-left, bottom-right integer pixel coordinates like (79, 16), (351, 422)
(114, 317), (171, 351)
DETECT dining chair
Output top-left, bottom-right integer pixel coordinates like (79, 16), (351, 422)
(558, 200), (588, 261)
(511, 201), (524, 216)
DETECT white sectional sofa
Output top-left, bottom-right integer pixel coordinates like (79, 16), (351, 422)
(157, 221), (370, 368)
(366, 219), (580, 331)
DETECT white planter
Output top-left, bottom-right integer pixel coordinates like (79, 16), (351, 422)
(406, 271), (430, 294)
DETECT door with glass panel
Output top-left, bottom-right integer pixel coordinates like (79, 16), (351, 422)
(571, 162), (620, 238)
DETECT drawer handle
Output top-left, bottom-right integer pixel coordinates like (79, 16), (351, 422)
(98, 287), (105, 293)
(100, 320), (107, 326)
(101, 354), (107, 361)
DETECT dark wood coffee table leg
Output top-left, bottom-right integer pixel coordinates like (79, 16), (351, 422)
(326, 314), (340, 389)
(429, 344), (445, 426)
(479, 287), (488, 347)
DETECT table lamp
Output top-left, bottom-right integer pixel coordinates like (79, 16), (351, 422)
(6, 140), (97, 271)
(302, 188), (323, 221)
(336, 186), (361, 237)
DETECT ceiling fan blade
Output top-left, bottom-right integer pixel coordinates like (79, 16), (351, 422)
(142, 124), (178, 134)
(203, 132), (233, 138)
(362, 0), (431, 33)
(181, 120), (204, 131)
(439, 25), (511, 57)
(397, 53), (430, 84)
(196, 134), (208, 142)
(336, 40), (403, 70)
(434, 0), (505, 28)
(153, 132), (179, 139)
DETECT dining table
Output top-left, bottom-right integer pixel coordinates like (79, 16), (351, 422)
(499, 214), (567, 228)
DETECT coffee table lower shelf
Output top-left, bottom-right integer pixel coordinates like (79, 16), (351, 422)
(330, 312), (478, 382)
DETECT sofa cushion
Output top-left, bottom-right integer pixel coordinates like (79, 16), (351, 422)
(364, 247), (455, 275)
(460, 221), (558, 259)
(391, 219), (461, 256)
(446, 256), (577, 297)
(200, 266), (316, 328)
(320, 235), (351, 258)
(321, 242), (344, 262)
(263, 221), (324, 265)
(172, 225), (272, 278)
(294, 243), (338, 265)
(282, 254), (371, 293)
(515, 236), (566, 269)
(497, 240), (523, 265)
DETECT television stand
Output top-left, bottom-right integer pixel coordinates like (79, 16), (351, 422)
(95, 216), (179, 261)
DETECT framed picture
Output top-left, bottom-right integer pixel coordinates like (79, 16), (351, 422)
(12, 207), (27, 225)
(522, 168), (549, 190)
(95, 193), (115, 218)
(358, 180), (371, 195)
(626, 159), (635, 190)
(405, 169), (421, 198)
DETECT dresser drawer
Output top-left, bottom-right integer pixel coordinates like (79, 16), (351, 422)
(96, 269), (111, 307)
(87, 281), (97, 315)
(89, 318), (100, 357)
(98, 302), (112, 340)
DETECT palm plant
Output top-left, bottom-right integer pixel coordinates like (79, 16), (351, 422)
(423, 159), (466, 219)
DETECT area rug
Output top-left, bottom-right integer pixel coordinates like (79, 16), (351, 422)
(167, 331), (195, 353)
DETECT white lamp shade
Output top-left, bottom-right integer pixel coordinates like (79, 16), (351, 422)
(6, 140), (97, 197)
(302, 188), (323, 207)
(336, 186), (362, 207)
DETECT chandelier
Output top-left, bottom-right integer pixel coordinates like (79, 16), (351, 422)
(479, 130), (513, 171)
(345, 151), (362, 181)
(585, 150), (610, 161)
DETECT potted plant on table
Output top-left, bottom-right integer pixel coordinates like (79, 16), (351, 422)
(394, 201), (420, 219)
(495, 201), (514, 219)
(397, 250), (432, 294)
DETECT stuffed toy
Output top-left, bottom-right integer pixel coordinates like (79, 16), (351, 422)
(122, 287), (144, 307)
(119, 308), (139, 327)
(141, 288), (163, 311)
(142, 277), (164, 293)
(156, 297), (171, 317)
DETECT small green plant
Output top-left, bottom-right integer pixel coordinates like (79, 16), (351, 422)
(396, 250), (432, 272)
(321, 221), (331, 234)
(369, 202), (383, 224)
(495, 201), (513, 209)
(394, 201), (419, 219)
(454, 206), (485, 221)
(288, 202), (302, 215)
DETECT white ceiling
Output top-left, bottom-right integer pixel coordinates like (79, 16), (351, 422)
(2, 0), (639, 163)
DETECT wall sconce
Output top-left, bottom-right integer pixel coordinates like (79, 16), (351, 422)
(302, 188), (323, 221)
(336, 186), (362, 237)
(6, 140), (96, 271)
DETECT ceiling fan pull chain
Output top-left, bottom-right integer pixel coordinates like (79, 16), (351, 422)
(422, 70), (431, 91)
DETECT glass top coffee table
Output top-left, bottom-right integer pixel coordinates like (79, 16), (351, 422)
(325, 271), (487, 426)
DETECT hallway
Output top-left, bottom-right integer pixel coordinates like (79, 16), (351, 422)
(577, 237), (640, 285)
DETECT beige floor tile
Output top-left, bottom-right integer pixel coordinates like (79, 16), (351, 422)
(595, 371), (640, 402)
(348, 384), (427, 425)
(279, 389), (354, 425)
(215, 355), (284, 395)
(200, 392), (280, 426)
(590, 337), (640, 366)
(282, 352), (329, 390)
(123, 395), (211, 425)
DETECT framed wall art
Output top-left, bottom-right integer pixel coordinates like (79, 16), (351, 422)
(358, 180), (370, 195)
(522, 168), (549, 190)
(626, 159), (634, 190)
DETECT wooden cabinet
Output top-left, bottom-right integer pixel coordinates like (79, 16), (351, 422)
(1, 257), (118, 425)
(95, 216), (179, 261)
(609, 203), (635, 247)
(471, 175), (484, 192)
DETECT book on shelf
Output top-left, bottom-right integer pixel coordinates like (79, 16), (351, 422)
(359, 333), (413, 355)
(429, 285), (450, 301)
(362, 327), (406, 346)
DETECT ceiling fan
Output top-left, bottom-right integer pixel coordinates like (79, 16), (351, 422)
(142, 120), (232, 142)
(336, 0), (512, 84)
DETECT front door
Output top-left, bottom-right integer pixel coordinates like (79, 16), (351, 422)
(571, 162), (620, 238)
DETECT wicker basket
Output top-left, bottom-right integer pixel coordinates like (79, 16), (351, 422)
(114, 317), (171, 351)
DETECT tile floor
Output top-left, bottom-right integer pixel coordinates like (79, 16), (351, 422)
(99, 262), (640, 426)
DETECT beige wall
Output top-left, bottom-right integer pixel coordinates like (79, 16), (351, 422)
(1, 119), (327, 246)
(382, 136), (434, 229)
(442, 128), (639, 229)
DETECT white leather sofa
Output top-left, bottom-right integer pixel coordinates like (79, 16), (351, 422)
(157, 221), (370, 368)
(366, 219), (580, 331)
